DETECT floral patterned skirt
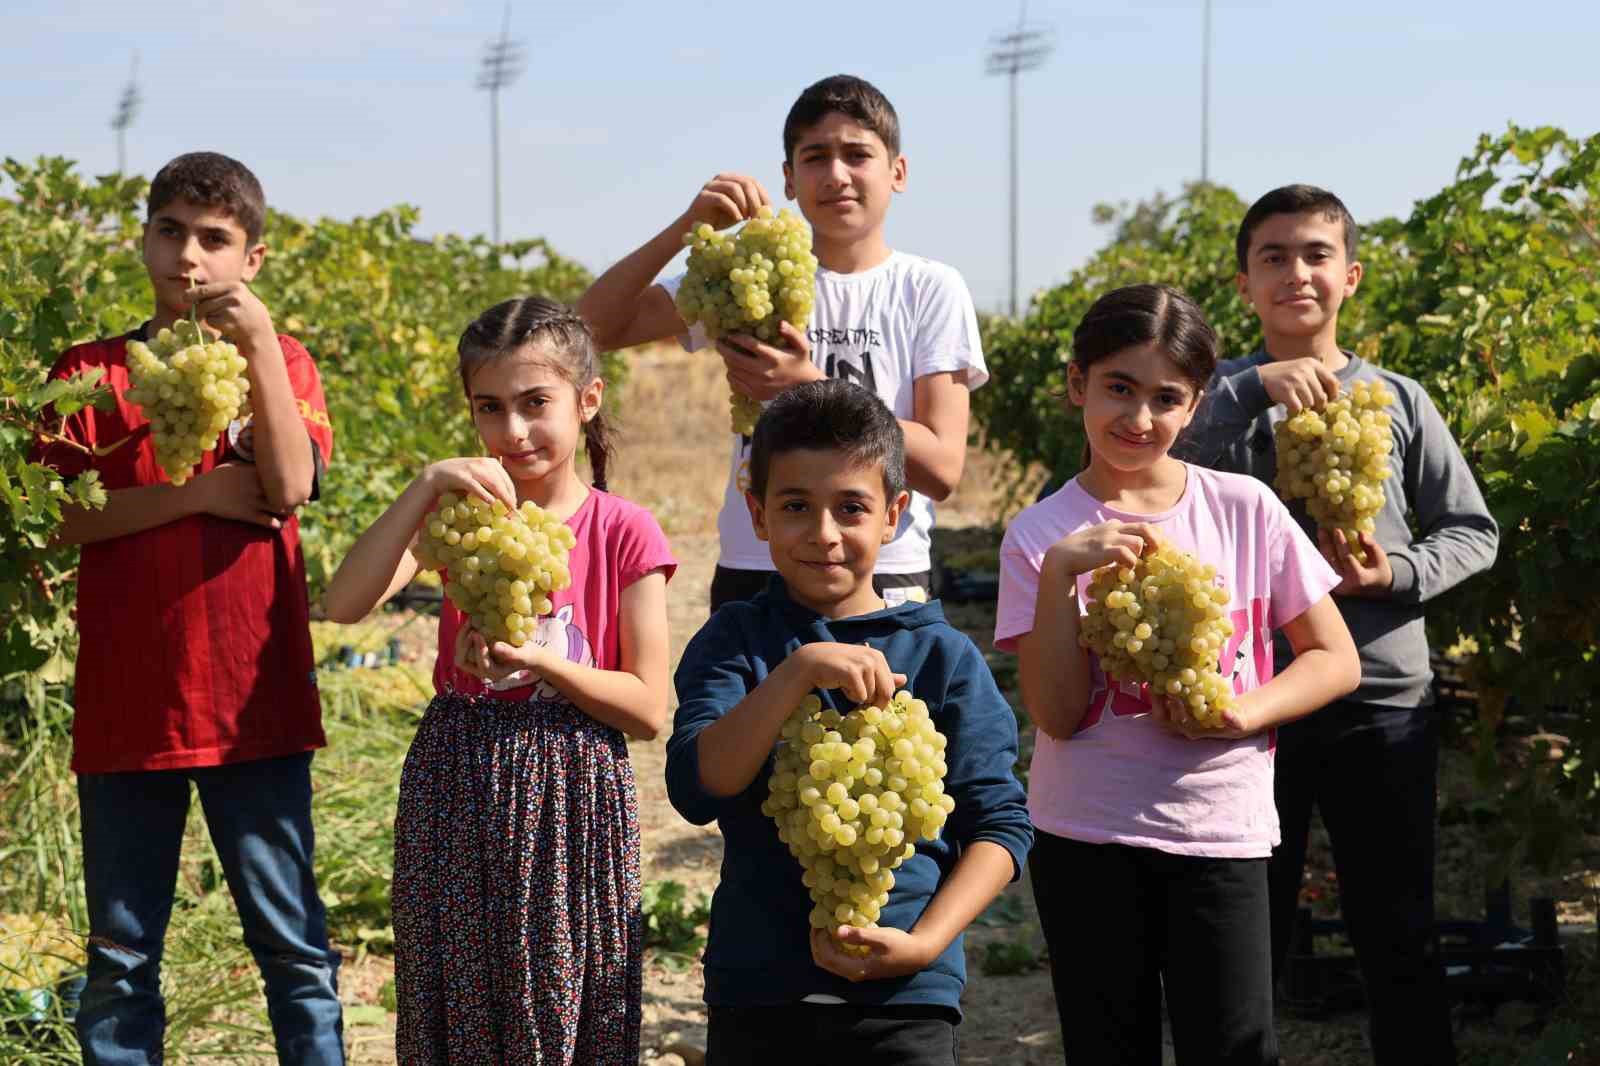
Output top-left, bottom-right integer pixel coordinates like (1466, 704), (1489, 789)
(393, 692), (642, 1065)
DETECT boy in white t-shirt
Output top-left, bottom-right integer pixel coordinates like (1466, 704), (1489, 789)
(578, 74), (986, 610)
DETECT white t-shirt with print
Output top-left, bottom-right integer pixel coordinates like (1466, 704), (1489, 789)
(660, 250), (987, 574)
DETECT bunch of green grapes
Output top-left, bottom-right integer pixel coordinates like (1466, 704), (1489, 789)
(123, 319), (251, 485)
(413, 492), (576, 647)
(760, 691), (954, 951)
(674, 206), (819, 435)
(0, 912), (80, 992)
(1079, 542), (1238, 726)
(1274, 380), (1396, 562)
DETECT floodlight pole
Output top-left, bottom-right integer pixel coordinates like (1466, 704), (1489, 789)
(477, 2), (525, 246)
(111, 52), (140, 175)
(986, 6), (1054, 317)
(1201, 0), (1212, 184)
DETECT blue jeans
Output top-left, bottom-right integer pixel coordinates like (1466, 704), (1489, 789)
(75, 752), (345, 1065)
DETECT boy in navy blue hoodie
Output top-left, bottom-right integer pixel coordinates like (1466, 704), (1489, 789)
(668, 379), (1031, 1064)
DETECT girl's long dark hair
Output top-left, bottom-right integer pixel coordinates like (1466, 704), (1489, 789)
(457, 296), (615, 491)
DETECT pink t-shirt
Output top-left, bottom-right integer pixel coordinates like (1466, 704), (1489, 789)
(995, 464), (1339, 858)
(433, 489), (677, 701)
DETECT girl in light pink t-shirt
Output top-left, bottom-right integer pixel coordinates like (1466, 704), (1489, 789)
(994, 284), (1356, 1065)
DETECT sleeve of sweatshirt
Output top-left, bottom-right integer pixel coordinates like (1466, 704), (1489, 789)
(667, 612), (758, 826)
(939, 643), (1034, 881)
(1385, 382), (1499, 603)
(1171, 361), (1272, 467)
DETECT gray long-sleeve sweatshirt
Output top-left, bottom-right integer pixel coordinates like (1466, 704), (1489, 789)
(1172, 350), (1499, 708)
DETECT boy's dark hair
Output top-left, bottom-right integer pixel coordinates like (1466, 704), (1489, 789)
(457, 296), (615, 492)
(1235, 184), (1359, 273)
(782, 75), (901, 162)
(147, 152), (267, 245)
(748, 379), (906, 502)
(1071, 283), (1217, 395)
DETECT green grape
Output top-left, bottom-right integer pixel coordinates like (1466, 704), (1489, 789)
(760, 690), (954, 955)
(1079, 542), (1238, 727)
(412, 492), (576, 647)
(1274, 380), (1396, 563)
(675, 207), (818, 435)
(123, 319), (251, 485)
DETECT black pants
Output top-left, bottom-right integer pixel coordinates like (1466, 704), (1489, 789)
(709, 565), (932, 613)
(706, 1003), (957, 1065)
(1268, 703), (1456, 1064)
(1030, 832), (1278, 1066)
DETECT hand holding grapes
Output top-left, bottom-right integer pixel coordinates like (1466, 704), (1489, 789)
(421, 457), (519, 512)
(1319, 527), (1393, 598)
(1150, 691), (1258, 740)
(718, 322), (819, 402)
(1259, 357), (1341, 415)
(679, 173), (772, 234)
(1044, 521), (1162, 577)
(184, 280), (277, 355)
(810, 924), (935, 983)
(788, 643), (907, 710)
(454, 622), (549, 686)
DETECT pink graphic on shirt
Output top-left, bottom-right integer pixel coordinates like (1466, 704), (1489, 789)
(1075, 598), (1270, 734)
(530, 604), (594, 700)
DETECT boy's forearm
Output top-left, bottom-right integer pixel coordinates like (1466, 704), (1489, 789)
(53, 481), (200, 546)
(908, 841), (1015, 962)
(577, 217), (692, 350)
(239, 331), (314, 512)
(694, 655), (811, 798)
(898, 418), (965, 502)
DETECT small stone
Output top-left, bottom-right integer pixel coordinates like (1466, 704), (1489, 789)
(660, 1042), (706, 1066)
(653, 1055), (687, 1066)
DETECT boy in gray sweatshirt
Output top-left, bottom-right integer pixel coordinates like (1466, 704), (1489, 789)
(1174, 184), (1497, 1066)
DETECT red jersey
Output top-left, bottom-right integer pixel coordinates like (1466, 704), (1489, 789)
(33, 327), (335, 773)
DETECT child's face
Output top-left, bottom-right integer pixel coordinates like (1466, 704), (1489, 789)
(142, 198), (263, 317)
(1068, 345), (1201, 475)
(746, 448), (908, 618)
(467, 346), (602, 490)
(1236, 211), (1363, 343)
(783, 113), (907, 248)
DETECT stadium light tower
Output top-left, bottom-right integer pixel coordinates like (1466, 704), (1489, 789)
(986, 4), (1055, 318)
(1201, 0), (1213, 183)
(476, 2), (525, 245)
(111, 52), (141, 175)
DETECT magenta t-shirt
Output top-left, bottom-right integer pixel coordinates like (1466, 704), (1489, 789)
(433, 489), (677, 701)
(995, 464), (1339, 858)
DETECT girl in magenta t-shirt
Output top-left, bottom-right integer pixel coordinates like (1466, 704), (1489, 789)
(323, 297), (675, 1065)
(994, 284), (1357, 1065)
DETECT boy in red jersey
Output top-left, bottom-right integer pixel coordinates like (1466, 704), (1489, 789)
(33, 152), (343, 1064)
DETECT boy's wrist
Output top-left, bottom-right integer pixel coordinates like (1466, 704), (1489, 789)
(235, 326), (282, 362)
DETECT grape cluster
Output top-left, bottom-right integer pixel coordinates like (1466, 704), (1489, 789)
(1079, 543), (1238, 726)
(761, 691), (954, 950)
(0, 911), (79, 992)
(123, 319), (251, 485)
(1274, 381), (1396, 562)
(674, 207), (818, 435)
(413, 491), (576, 647)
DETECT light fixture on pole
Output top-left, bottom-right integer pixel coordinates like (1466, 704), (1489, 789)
(476, 2), (525, 246)
(1201, 0), (1212, 184)
(111, 52), (141, 175)
(986, 4), (1054, 318)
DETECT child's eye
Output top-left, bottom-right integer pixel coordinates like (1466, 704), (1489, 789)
(782, 500), (807, 513)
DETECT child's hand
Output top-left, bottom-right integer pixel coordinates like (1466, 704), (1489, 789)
(454, 624), (549, 686)
(1318, 528), (1393, 598)
(192, 462), (285, 528)
(718, 323), (819, 401)
(810, 925), (934, 983)
(185, 281), (277, 354)
(789, 643), (906, 709)
(1259, 358), (1341, 414)
(1149, 693), (1258, 740)
(1045, 521), (1161, 576)
(680, 173), (771, 233)
(421, 457), (518, 511)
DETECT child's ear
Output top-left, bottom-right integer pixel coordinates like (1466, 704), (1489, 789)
(1066, 362), (1087, 406)
(240, 242), (268, 282)
(579, 377), (605, 424)
(881, 490), (910, 543)
(1234, 272), (1257, 312)
(890, 154), (908, 193)
(1343, 259), (1364, 298)
(745, 491), (769, 542)
(782, 161), (795, 201)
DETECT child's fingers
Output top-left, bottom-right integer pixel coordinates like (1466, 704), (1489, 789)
(1313, 364), (1341, 399)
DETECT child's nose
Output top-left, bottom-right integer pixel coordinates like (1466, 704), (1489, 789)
(812, 510), (841, 544)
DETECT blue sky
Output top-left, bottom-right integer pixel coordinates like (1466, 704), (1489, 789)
(5, 0), (1596, 313)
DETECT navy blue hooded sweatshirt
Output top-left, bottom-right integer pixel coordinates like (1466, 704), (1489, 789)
(667, 578), (1033, 1016)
